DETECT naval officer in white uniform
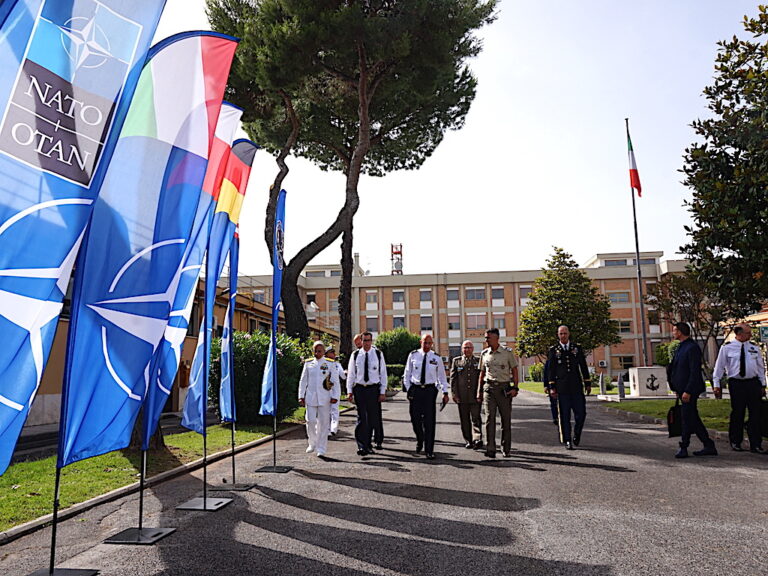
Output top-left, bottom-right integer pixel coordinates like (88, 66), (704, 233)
(299, 341), (340, 457)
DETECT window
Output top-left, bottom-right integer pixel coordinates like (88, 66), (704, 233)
(330, 298), (339, 312)
(365, 292), (378, 304)
(448, 314), (461, 330)
(306, 293), (316, 305)
(618, 320), (632, 334)
(519, 286), (533, 299)
(365, 316), (379, 332)
(465, 287), (485, 301)
(330, 269), (341, 277)
(491, 287), (504, 300)
(608, 292), (630, 304)
(647, 309), (660, 325)
(393, 315), (405, 329)
(259, 321), (270, 332)
(253, 290), (266, 304)
(604, 259), (628, 266)
(306, 270), (325, 277)
(493, 313), (506, 329)
(420, 315), (433, 331)
(613, 355), (634, 370)
(449, 345), (462, 359)
(249, 318), (257, 333)
(420, 289), (432, 301)
(634, 258), (656, 265)
(446, 288), (459, 301)
(392, 290), (405, 302)
(466, 313), (487, 330)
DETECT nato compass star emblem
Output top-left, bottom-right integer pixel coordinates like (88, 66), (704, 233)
(0, 199), (92, 412)
(87, 239), (188, 402)
(59, 15), (113, 72)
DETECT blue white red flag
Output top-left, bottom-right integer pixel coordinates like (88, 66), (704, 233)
(141, 102), (242, 450)
(182, 140), (255, 433)
(0, 0), (166, 475)
(58, 31), (237, 467)
(259, 189), (286, 417)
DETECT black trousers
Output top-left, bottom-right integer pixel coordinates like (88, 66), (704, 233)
(728, 377), (763, 448)
(680, 394), (714, 449)
(557, 393), (586, 443)
(371, 402), (384, 445)
(548, 394), (559, 421)
(353, 385), (381, 451)
(409, 385), (438, 454)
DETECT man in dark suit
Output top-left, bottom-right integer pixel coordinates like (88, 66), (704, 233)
(666, 322), (717, 459)
(546, 325), (591, 450)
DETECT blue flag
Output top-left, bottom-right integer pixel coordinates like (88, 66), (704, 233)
(259, 189), (286, 417)
(141, 103), (242, 450)
(58, 32), (238, 467)
(181, 141), (254, 433)
(219, 231), (238, 423)
(0, 0), (166, 475)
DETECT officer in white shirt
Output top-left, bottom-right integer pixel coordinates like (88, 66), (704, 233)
(298, 341), (340, 457)
(404, 334), (449, 459)
(347, 331), (388, 456)
(712, 323), (767, 453)
(325, 346), (345, 436)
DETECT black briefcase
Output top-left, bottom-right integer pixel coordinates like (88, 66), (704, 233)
(761, 399), (768, 439)
(667, 398), (682, 438)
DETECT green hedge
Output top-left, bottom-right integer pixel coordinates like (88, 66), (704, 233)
(527, 362), (544, 382)
(208, 331), (310, 425)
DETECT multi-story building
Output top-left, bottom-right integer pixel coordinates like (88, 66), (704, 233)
(242, 252), (688, 378)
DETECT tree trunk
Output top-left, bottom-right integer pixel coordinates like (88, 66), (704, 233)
(339, 220), (354, 359)
(282, 263), (309, 340)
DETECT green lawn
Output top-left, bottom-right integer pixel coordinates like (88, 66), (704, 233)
(0, 412), (313, 533)
(603, 398), (731, 432)
(518, 381), (618, 395)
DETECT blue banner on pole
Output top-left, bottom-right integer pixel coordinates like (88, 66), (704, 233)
(0, 0), (166, 475)
(259, 189), (286, 417)
(219, 232), (238, 423)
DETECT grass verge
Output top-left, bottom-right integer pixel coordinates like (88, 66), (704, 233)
(0, 408), (313, 533)
(602, 398), (731, 432)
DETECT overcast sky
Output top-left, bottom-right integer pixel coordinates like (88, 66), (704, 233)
(155, 0), (759, 276)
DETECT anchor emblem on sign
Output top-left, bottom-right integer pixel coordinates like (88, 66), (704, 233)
(646, 374), (660, 391)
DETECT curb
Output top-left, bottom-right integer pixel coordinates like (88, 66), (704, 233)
(596, 403), (728, 441)
(0, 418), (315, 546)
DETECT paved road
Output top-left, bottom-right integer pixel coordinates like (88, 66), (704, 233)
(2, 392), (767, 576)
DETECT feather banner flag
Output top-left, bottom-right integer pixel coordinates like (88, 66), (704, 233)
(259, 189), (286, 417)
(58, 31), (237, 467)
(0, 0), (166, 475)
(141, 102), (242, 451)
(182, 139), (256, 433)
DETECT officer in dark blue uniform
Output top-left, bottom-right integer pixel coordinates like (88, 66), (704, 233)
(546, 325), (591, 449)
(667, 321), (717, 459)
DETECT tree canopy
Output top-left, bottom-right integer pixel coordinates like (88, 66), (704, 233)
(374, 327), (421, 366)
(207, 0), (496, 353)
(517, 248), (621, 358)
(681, 6), (768, 314)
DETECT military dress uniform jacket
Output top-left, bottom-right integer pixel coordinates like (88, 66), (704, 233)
(299, 357), (341, 406)
(449, 355), (481, 403)
(546, 342), (591, 395)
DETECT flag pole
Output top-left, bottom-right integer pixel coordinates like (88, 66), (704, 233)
(625, 118), (650, 366)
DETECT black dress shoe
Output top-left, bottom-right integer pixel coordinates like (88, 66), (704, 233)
(426, 453), (436, 459)
(416, 442), (423, 454)
(750, 446), (767, 454)
(693, 445), (718, 457)
(502, 451), (512, 458)
(573, 433), (581, 447)
(564, 441), (574, 450)
(674, 447), (688, 459)
(357, 449), (368, 456)
(473, 441), (484, 449)
(375, 443), (383, 450)
(484, 451), (496, 458)
(731, 442), (744, 452)
(464, 442), (473, 449)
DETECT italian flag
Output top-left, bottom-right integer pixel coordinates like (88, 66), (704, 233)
(627, 129), (642, 197)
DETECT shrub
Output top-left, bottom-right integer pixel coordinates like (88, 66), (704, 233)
(654, 340), (681, 367)
(527, 362), (544, 382)
(387, 364), (405, 379)
(208, 331), (308, 425)
(375, 328), (421, 366)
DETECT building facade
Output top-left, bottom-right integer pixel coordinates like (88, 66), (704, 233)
(243, 252), (687, 378)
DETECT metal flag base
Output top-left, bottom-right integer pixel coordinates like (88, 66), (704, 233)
(104, 527), (176, 545)
(175, 497), (232, 511)
(255, 465), (292, 473)
(209, 482), (256, 492)
(28, 569), (99, 576)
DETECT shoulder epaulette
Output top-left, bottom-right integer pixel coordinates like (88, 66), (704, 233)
(326, 358), (336, 363)
(304, 358), (313, 363)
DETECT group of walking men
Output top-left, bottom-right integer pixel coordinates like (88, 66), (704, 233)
(298, 326), (593, 459)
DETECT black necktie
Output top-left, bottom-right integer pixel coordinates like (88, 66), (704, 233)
(420, 353), (427, 384)
(739, 343), (746, 378)
(363, 351), (369, 382)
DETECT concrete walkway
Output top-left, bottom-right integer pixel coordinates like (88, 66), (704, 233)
(2, 391), (767, 576)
